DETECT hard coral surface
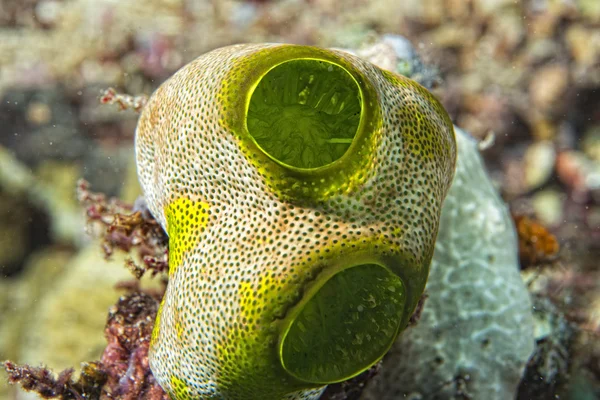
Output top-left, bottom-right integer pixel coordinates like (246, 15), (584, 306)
(3, 361), (106, 399)
(361, 129), (535, 399)
(100, 292), (167, 400)
(3, 292), (168, 400)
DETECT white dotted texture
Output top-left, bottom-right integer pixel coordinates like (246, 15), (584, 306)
(135, 43), (456, 399)
(360, 128), (535, 400)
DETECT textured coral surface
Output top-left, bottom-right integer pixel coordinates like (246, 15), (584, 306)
(362, 128), (535, 399)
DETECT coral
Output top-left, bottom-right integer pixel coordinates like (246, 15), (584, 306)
(0, 191), (36, 275)
(0, 143), (83, 245)
(99, 292), (167, 399)
(77, 179), (168, 279)
(516, 296), (575, 400)
(100, 88), (148, 113)
(2, 292), (168, 400)
(514, 214), (560, 268)
(0, 248), (74, 365)
(361, 128), (536, 399)
(15, 246), (141, 372)
(135, 43), (456, 399)
(2, 172), (169, 399)
(2, 181), (386, 400)
(2, 360), (106, 399)
(1, 173), (168, 396)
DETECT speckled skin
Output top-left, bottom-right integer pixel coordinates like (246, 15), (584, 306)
(135, 44), (456, 399)
(361, 128), (535, 400)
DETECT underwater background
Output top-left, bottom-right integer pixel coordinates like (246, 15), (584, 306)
(0, 0), (598, 399)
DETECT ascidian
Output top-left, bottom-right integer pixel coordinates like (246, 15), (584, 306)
(135, 43), (457, 400)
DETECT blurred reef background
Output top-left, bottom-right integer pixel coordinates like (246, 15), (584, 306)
(0, 0), (598, 399)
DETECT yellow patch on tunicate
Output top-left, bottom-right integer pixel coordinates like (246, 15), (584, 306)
(175, 319), (184, 340)
(380, 69), (456, 165)
(238, 277), (264, 325)
(173, 302), (187, 341)
(151, 297), (165, 348)
(170, 375), (192, 400)
(164, 197), (211, 275)
(213, 271), (315, 399)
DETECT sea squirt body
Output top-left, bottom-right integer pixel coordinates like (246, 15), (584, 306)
(135, 43), (456, 399)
